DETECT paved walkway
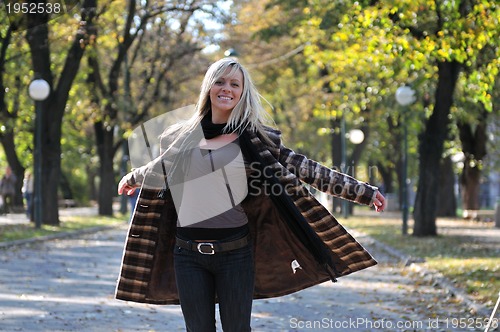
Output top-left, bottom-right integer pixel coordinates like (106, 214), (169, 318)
(0, 208), (498, 331)
(1, 228), (497, 331)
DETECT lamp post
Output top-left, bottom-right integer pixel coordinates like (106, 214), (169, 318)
(341, 119), (365, 219)
(340, 113), (347, 218)
(28, 79), (50, 229)
(395, 85), (416, 235)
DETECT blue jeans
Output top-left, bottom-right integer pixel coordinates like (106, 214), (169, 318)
(173, 243), (254, 332)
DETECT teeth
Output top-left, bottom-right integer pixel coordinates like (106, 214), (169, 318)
(219, 96), (232, 100)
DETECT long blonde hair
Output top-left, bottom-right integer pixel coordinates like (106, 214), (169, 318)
(166, 58), (274, 145)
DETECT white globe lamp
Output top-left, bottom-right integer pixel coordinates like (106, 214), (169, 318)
(29, 79), (50, 101)
(348, 129), (365, 145)
(395, 86), (416, 106)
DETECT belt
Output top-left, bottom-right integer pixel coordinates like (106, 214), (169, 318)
(175, 235), (249, 255)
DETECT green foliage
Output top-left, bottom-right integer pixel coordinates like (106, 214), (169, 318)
(231, 0), (499, 195)
(0, 11), (36, 168)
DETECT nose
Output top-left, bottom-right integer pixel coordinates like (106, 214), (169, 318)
(222, 82), (232, 92)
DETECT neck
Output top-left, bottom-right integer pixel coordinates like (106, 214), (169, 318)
(211, 112), (229, 124)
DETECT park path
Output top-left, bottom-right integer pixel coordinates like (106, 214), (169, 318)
(0, 224), (493, 332)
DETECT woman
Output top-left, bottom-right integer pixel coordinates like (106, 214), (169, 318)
(117, 57), (386, 331)
(22, 171), (34, 220)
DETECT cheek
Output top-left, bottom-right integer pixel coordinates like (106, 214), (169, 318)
(235, 90), (243, 102)
(209, 89), (217, 101)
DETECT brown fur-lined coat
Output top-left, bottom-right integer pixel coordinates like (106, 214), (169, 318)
(115, 127), (378, 304)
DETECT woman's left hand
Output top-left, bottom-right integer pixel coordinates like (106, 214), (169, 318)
(373, 191), (386, 212)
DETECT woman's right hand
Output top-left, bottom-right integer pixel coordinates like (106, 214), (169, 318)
(118, 174), (138, 196)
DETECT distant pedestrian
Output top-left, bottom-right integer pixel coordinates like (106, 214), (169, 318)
(128, 189), (139, 222)
(22, 172), (34, 220)
(0, 166), (17, 214)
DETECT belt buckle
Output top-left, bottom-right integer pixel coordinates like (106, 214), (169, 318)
(197, 242), (215, 255)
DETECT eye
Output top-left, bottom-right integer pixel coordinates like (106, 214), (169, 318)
(231, 83), (240, 87)
(214, 80), (224, 85)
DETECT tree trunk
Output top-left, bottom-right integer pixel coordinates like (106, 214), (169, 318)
(0, 132), (25, 207)
(376, 163), (394, 194)
(95, 121), (116, 216)
(330, 116), (343, 214)
(59, 171), (74, 200)
(460, 165), (481, 218)
(26, 0), (97, 225)
(436, 156), (457, 217)
(0, 25), (25, 208)
(458, 110), (488, 219)
(413, 61), (461, 236)
(43, 131), (62, 224)
(86, 165), (98, 202)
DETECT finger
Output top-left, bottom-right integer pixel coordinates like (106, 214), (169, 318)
(375, 192), (386, 209)
(373, 197), (385, 212)
(118, 180), (126, 194)
(118, 177), (128, 195)
(127, 187), (136, 196)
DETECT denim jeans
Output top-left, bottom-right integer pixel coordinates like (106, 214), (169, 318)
(173, 242), (254, 332)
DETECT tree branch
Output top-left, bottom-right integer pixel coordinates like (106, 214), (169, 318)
(56, 0), (97, 110)
(0, 23), (14, 116)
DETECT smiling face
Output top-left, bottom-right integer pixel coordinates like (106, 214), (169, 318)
(209, 68), (244, 123)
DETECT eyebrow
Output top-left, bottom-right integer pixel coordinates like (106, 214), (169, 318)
(219, 76), (241, 81)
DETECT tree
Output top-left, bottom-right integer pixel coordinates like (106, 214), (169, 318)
(25, 0), (97, 225)
(401, 1), (498, 236)
(453, 52), (500, 218)
(0, 17), (26, 208)
(457, 107), (488, 218)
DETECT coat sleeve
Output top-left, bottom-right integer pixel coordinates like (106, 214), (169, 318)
(278, 143), (378, 206)
(124, 133), (174, 188)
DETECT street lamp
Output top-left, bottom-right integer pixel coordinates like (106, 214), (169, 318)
(28, 78), (50, 229)
(341, 112), (365, 218)
(347, 129), (365, 145)
(224, 48), (239, 57)
(395, 85), (416, 235)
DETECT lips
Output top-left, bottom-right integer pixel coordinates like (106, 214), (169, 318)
(218, 95), (233, 100)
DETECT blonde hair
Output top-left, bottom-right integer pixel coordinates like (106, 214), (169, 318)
(166, 58), (274, 145)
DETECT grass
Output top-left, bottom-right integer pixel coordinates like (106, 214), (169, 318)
(0, 214), (128, 243)
(340, 214), (500, 308)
